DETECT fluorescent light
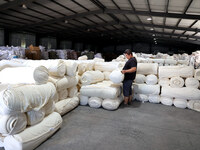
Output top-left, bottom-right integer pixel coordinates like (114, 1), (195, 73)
(87, 29), (90, 32)
(152, 34), (155, 36)
(22, 4), (27, 9)
(147, 17), (152, 21)
(64, 20), (68, 23)
(153, 38), (156, 40)
(150, 28), (154, 31)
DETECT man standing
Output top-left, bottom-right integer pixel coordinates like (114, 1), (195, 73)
(121, 49), (137, 105)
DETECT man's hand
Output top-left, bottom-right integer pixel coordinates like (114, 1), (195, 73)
(121, 70), (126, 74)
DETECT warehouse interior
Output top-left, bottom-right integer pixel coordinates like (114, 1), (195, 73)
(0, 0), (200, 150)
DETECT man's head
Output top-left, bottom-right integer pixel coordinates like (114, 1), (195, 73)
(124, 49), (133, 59)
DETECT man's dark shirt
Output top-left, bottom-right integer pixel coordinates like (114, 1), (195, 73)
(122, 57), (137, 80)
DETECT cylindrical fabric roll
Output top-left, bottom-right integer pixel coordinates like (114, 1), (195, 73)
(0, 60), (23, 71)
(135, 94), (149, 102)
(26, 109), (45, 126)
(65, 60), (78, 77)
(194, 69), (200, 80)
(152, 59), (165, 64)
(169, 77), (184, 88)
(158, 78), (170, 87)
(145, 74), (158, 85)
(173, 98), (187, 109)
(68, 86), (78, 98)
(164, 59), (177, 65)
(77, 63), (87, 75)
(102, 97), (123, 110)
(33, 66), (49, 84)
(177, 60), (189, 66)
(58, 89), (68, 100)
(137, 63), (158, 75)
(187, 100), (200, 112)
(0, 113), (27, 135)
(43, 99), (55, 116)
(185, 78), (199, 89)
(103, 71), (111, 80)
(81, 70), (104, 85)
(135, 74), (146, 84)
(159, 66), (194, 78)
(109, 70), (124, 84)
(94, 62), (121, 72)
(88, 97), (103, 108)
(160, 97), (173, 106)
(133, 84), (160, 95)
(78, 55), (88, 60)
(148, 95), (160, 103)
(79, 95), (89, 105)
(3, 112), (62, 150)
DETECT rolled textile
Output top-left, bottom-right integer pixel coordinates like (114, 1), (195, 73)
(0, 134), (4, 147)
(93, 57), (105, 62)
(152, 59), (165, 64)
(145, 74), (158, 85)
(185, 78), (199, 89)
(109, 70), (124, 84)
(81, 70), (104, 85)
(79, 95), (89, 105)
(135, 94), (149, 102)
(164, 59), (177, 65)
(173, 98), (187, 109)
(77, 63), (87, 75)
(158, 78), (170, 87)
(0, 82), (56, 114)
(102, 97), (123, 110)
(134, 74), (146, 84)
(43, 99), (55, 116)
(55, 97), (79, 115)
(65, 60), (78, 77)
(169, 77), (184, 88)
(159, 66), (194, 78)
(103, 71), (111, 80)
(78, 55), (88, 60)
(194, 69), (200, 80)
(0, 60), (23, 71)
(3, 112), (62, 150)
(33, 66), (49, 84)
(177, 60), (189, 66)
(68, 86), (78, 98)
(58, 89), (68, 100)
(187, 100), (200, 112)
(161, 86), (200, 100)
(94, 62), (121, 72)
(137, 63), (158, 75)
(160, 97), (173, 106)
(26, 109), (45, 126)
(0, 113), (27, 135)
(88, 97), (103, 108)
(148, 95), (160, 103)
(133, 84), (160, 95)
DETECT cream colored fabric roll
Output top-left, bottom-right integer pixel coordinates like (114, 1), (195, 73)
(79, 95), (89, 105)
(133, 84), (160, 95)
(26, 109), (45, 126)
(185, 77), (199, 89)
(173, 98), (187, 109)
(158, 78), (170, 87)
(145, 74), (158, 85)
(135, 74), (146, 84)
(43, 99), (55, 116)
(81, 70), (104, 85)
(102, 97), (123, 110)
(164, 59), (177, 65)
(94, 62), (121, 72)
(103, 71), (111, 80)
(78, 55), (88, 60)
(137, 63), (158, 75)
(148, 95), (160, 103)
(88, 97), (103, 108)
(58, 89), (68, 100)
(187, 100), (200, 112)
(109, 70), (124, 84)
(3, 112), (62, 150)
(194, 69), (200, 80)
(160, 97), (173, 106)
(169, 77), (184, 88)
(135, 94), (149, 102)
(33, 66), (49, 84)
(68, 86), (78, 98)
(65, 60), (78, 77)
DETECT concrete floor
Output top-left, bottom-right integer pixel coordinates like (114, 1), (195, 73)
(1, 102), (200, 150)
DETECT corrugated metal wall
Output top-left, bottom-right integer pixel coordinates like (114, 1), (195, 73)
(40, 37), (56, 49)
(0, 29), (4, 46)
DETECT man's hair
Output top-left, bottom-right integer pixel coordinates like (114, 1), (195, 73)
(124, 49), (132, 55)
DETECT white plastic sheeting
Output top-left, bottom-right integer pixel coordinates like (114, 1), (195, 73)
(160, 97), (173, 106)
(133, 84), (160, 95)
(185, 78), (199, 89)
(68, 86), (78, 98)
(137, 63), (158, 75)
(161, 86), (200, 100)
(169, 77), (184, 88)
(148, 95), (160, 103)
(187, 100), (200, 112)
(145, 74), (158, 85)
(65, 60), (78, 77)
(159, 66), (194, 78)
(3, 112), (62, 150)
(102, 97), (123, 110)
(81, 70), (104, 85)
(135, 74), (146, 84)
(194, 69), (200, 80)
(158, 78), (170, 87)
(109, 70), (124, 84)
(79, 95), (89, 106)
(135, 94), (149, 102)
(88, 97), (103, 108)
(173, 99), (187, 109)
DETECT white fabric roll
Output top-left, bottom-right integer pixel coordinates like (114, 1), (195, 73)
(160, 97), (173, 106)
(169, 77), (184, 88)
(145, 74), (158, 85)
(65, 60), (78, 77)
(185, 78), (199, 89)
(159, 66), (194, 78)
(0, 82), (56, 114)
(102, 97), (123, 110)
(93, 57), (105, 62)
(164, 59), (177, 65)
(55, 97), (79, 115)
(137, 63), (158, 75)
(173, 98), (187, 109)
(152, 59), (165, 64)
(134, 74), (146, 84)
(158, 78), (170, 87)
(33, 66), (49, 84)
(0, 113), (27, 135)
(133, 84), (160, 95)
(68, 86), (78, 98)
(88, 97), (103, 108)
(135, 94), (149, 102)
(77, 63), (87, 75)
(103, 71), (111, 80)
(43, 99), (55, 116)
(3, 112), (62, 150)
(148, 95), (160, 103)
(109, 70), (124, 84)
(78, 55), (88, 60)
(26, 109), (45, 126)
(81, 70), (104, 85)
(94, 62), (121, 72)
(79, 95), (89, 105)
(161, 86), (200, 100)
(0, 60), (23, 71)
(0, 134), (4, 147)
(177, 60), (189, 65)
(187, 100), (200, 112)
(194, 69), (200, 80)
(58, 89), (68, 100)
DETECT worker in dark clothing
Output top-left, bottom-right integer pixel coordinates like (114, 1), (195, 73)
(121, 49), (137, 105)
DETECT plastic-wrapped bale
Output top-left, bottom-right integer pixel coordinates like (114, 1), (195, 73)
(80, 82), (121, 99)
(0, 113), (27, 135)
(135, 94), (149, 102)
(187, 100), (200, 112)
(65, 60), (78, 77)
(0, 82), (56, 114)
(3, 112), (62, 150)
(79, 95), (89, 106)
(158, 78), (170, 87)
(102, 97), (123, 110)
(148, 95), (160, 103)
(160, 97), (173, 106)
(164, 59), (177, 65)
(145, 74), (158, 85)
(0, 66), (49, 85)
(173, 98), (187, 109)
(88, 97), (103, 108)
(94, 62), (121, 72)
(169, 77), (184, 88)
(161, 86), (200, 100)
(55, 97), (79, 115)
(109, 70), (124, 84)
(185, 78), (199, 89)
(137, 63), (158, 75)
(194, 69), (200, 80)
(26, 109), (45, 126)
(134, 74), (146, 84)
(133, 84), (160, 95)
(58, 89), (68, 100)
(159, 66), (194, 78)
(81, 70), (104, 85)
(103, 71), (111, 80)
(68, 86), (78, 98)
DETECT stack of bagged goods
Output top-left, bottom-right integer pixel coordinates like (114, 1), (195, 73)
(191, 50), (200, 69)
(0, 46), (25, 60)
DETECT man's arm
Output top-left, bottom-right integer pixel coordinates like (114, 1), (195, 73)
(121, 67), (136, 74)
